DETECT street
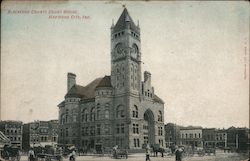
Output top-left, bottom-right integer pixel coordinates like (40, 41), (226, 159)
(19, 151), (249, 161)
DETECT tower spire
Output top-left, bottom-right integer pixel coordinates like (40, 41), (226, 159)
(112, 8), (139, 34)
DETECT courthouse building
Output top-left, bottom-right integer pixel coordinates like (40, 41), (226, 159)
(58, 8), (165, 150)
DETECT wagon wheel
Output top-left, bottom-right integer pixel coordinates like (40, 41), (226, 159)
(45, 156), (51, 161)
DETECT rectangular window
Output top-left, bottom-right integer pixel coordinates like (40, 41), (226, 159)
(65, 128), (68, 137)
(73, 115), (77, 122)
(158, 127), (163, 136)
(136, 124), (139, 134)
(133, 124), (139, 134)
(134, 138), (140, 147)
(97, 124), (101, 135)
(90, 126), (95, 135)
(121, 124), (125, 133)
(116, 124), (120, 134)
(60, 129), (63, 137)
(82, 127), (85, 136)
(86, 127), (89, 136)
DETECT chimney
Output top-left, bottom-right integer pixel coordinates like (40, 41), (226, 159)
(144, 71), (151, 84)
(67, 73), (76, 91)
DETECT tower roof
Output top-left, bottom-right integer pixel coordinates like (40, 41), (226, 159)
(113, 8), (139, 34)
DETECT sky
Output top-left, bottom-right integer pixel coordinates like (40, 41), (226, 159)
(1, 1), (249, 128)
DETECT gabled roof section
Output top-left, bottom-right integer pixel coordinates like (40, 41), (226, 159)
(113, 8), (139, 34)
(65, 78), (102, 99)
(65, 76), (113, 99)
(96, 76), (112, 88)
(153, 94), (165, 104)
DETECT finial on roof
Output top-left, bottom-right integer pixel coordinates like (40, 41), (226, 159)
(122, 4), (126, 8)
(112, 19), (114, 27)
(137, 20), (140, 27)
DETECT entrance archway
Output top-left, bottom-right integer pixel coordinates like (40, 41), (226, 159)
(143, 109), (155, 145)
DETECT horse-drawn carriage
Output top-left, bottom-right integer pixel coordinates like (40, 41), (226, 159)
(181, 146), (216, 157)
(112, 149), (128, 159)
(204, 147), (216, 155)
(111, 145), (128, 159)
(1, 145), (21, 161)
(34, 145), (62, 161)
(150, 144), (164, 157)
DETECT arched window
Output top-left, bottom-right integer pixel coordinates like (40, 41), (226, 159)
(72, 115), (77, 122)
(104, 103), (110, 119)
(104, 110), (109, 119)
(132, 105), (138, 118)
(158, 111), (163, 122)
(60, 114), (65, 125)
(90, 107), (95, 121)
(116, 105), (125, 118)
(84, 110), (88, 122)
(96, 104), (101, 120)
(132, 44), (139, 54)
(65, 109), (69, 123)
(81, 109), (85, 122)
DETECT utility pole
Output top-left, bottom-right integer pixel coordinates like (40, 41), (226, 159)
(236, 133), (238, 149)
(225, 133), (227, 148)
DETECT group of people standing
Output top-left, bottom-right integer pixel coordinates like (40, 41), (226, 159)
(145, 144), (184, 161)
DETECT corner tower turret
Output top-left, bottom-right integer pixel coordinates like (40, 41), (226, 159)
(111, 8), (142, 96)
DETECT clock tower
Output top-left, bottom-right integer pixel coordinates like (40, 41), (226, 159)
(111, 8), (142, 96)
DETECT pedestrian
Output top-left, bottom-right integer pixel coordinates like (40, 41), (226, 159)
(113, 145), (118, 159)
(145, 144), (150, 161)
(16, 148), (21, 161)
(69, 149), (76, 161)
(160, 148), (164, 157)
(175, 147), (183, 161)
(28, 148), (35, 161)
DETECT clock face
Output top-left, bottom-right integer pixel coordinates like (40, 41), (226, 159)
(116, 43), (123, 54)
(114, 43), (126, 59)
(131, 44), (139, 59)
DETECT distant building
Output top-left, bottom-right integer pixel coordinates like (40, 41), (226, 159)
(180, 126), (203, 147)
(0, 121), (23, 149)
(22, 120), (58, 150)
(215, 129), (227, 148)
(226, 127), (249, 151)
(165, 123), (181, 147)
(202, 128), (216, 148)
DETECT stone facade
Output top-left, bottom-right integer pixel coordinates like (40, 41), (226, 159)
(58, 8), (165, 150)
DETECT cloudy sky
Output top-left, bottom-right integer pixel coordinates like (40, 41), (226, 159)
(1, 1), (249, 128)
